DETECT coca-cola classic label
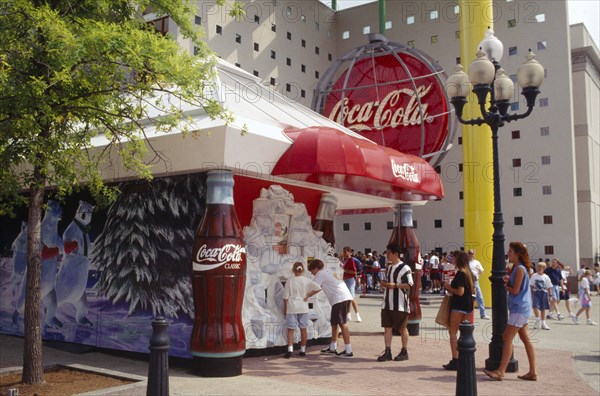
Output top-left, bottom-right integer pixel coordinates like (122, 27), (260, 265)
(193, 243), (245, 271)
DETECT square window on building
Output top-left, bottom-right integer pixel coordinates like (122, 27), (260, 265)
(286, 6), (293, 17)
(253, 70), (259, 77)
(458, 163), (463, 172)
(413, 220), (418, 229)
(271, 50), (276, 59)
(541, 155), (551, 165)
(407, 40), (415, 48)
(542, 185), (552, 195)
(287, 31), (292, 40)
(316, 22), (320, 31)
(460, 219), (464, 228)
(458, 136), (462, 145)
(513, 187), (522, 197)
(539, 97), (549, 107)
(216, 25), (222, 35)
(301, 14), (306, 22)
(511, 102), (519, 111)
(271, 23), (276, 32)
(537, 41), (547, 50)
(431, 35), (438, 44)
(514, 217), (523, 226)
(315, 71), (319, 79)
(536, 13), (545, 23)
(301, 64), (306, 73)
(254, 42), (259, 51)
(543, 215), (553, 224)
(193, 46), (199, 56)
(508, 19), (516, 28)
(509, 46), (517, 56)
(434, 219), (442, 228)
(315, 46), (320, 54)
(456, 56), (461, 64)
(387, 221), (394, 230)
(194, 15), (202, 25)
(455, 31), (460, 39)
(343, 31), (350, 39)
(459, 191), (464, 200)
(286, 57), (291, 66)
(454, 5), (459, 14)
(254, 15), (260, 24)
(364, 222), (371, 231)
(540, 126), (550, 136)
(235, 34), (241, 43)
(512, 158), (521, 167)
(301, 39), (306, 47)
(363, 26), (370, 34)
(286, 83), (291, 92)
(270, 77), (276, 86)
(343, 223), (350, 231)
(328, 53), (332, 61)
(430, 10), (438, 20)
(512, 130), (520, 139)
(544, 245), (554, 255)
(385, 21), (392, 30)
(407, 15), (415, 24)
(301, 89), (306, 98)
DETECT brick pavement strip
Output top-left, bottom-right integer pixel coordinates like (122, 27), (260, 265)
(1, 295), (598, 395)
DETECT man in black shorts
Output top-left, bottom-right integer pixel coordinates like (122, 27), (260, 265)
(377, 243), (413, 362)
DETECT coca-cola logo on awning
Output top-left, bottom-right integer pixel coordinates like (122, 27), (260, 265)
(193, 244), (245, 271)
(323, 52), (449, 160)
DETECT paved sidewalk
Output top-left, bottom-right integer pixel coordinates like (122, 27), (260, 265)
(1, 295), (599, 395)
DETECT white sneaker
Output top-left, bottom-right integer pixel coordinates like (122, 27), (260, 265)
(533, 319), (540, 329)
(569, 312), (576, 319)
(355, 313), (362, 323)
(557, 313), (564, 320)
(547, 313), (557, 320)
(587, 319), (598, 326)
(572, 317), (580, 325)
(541, 322), (550, 330)
(346, 313), (351, 322)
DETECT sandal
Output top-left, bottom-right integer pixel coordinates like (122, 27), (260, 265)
(483, 369), (504, 381)
(517, 373), (537, 381)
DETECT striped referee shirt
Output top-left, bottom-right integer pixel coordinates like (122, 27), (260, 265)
(381, 261), (413, 312)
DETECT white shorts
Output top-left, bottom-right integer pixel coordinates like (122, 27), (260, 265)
(507, 312), (529, 328)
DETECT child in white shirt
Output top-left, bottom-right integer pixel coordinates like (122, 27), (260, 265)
(573, 270), (597, 325)
(283, 262), (322, 358)
(530, 262), (553, 330)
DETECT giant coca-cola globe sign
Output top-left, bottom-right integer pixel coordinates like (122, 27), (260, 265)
(313, 34), (454, 166)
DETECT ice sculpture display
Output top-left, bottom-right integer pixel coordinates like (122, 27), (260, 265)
(242, 185), (341, 349)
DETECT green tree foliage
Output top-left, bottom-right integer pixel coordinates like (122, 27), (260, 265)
(0, 0), (243, 384)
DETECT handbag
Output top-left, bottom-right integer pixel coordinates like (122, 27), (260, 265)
(435, 295), (452, 328)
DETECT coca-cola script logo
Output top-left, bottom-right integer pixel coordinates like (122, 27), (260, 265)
(322, 52), (449, 160)
(193, 244), (245, 271)
(391, 159), (419, 183)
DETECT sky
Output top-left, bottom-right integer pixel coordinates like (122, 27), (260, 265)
(331, 0), (599, 47)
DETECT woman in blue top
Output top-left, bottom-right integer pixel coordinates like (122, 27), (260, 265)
(484, 242), (537, 382)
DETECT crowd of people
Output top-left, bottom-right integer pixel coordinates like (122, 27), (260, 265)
(280, 241), (599, 383)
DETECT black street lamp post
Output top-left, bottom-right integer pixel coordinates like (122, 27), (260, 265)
(445, 28), (544, 372)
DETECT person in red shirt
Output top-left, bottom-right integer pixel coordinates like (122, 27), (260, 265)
(341, 246), (362, 322)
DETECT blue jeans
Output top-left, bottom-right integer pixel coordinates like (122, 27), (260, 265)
(474, 280), (487, 317)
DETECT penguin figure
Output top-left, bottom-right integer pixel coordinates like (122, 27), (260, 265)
(55, 200), (94, 326)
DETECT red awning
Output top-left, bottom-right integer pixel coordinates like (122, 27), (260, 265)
(272, 126), (444, 201)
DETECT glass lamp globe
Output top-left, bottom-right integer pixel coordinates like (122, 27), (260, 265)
(478, 28), (504, 62)
(445, 64), (471, 98)
(494, 68), (514, 101)
(468, 49), (495, 85)
(517, 50), (544, 88)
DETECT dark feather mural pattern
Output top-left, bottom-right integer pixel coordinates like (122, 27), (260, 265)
(93, 173), (206, 318)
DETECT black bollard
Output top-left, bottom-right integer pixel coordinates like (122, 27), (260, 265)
(456, 320), (477, 396)
(147, 317), (170, 396)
